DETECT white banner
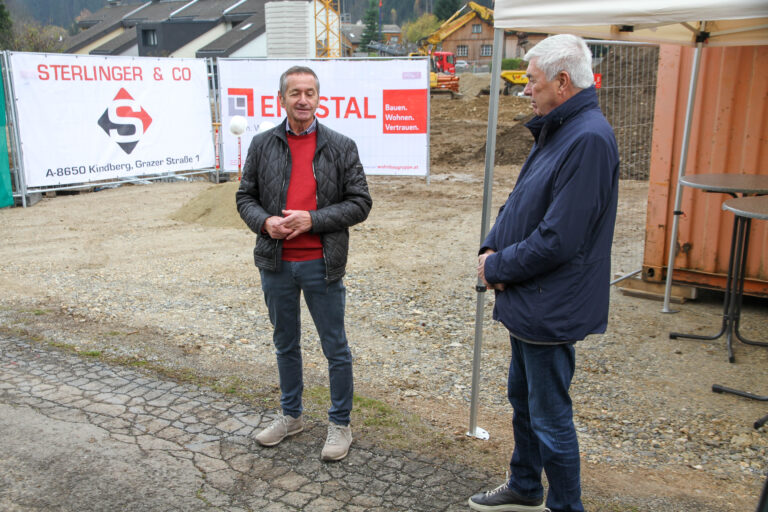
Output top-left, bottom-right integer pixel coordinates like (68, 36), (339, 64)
(218, 59), (430, 177)
(9, 52), (215, 188)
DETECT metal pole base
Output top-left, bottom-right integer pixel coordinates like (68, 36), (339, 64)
(466, 427), (490, 440)
(661, 307), (679, 314)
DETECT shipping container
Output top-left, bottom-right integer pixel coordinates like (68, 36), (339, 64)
(643, 44), (768, 296)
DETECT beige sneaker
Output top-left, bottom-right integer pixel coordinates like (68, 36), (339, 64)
(254, 414), (303, 447)
(321, 423), (352, 461)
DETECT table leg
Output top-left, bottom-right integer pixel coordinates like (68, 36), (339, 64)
(712, 384), (768, 430)
(731, 217), (768, 348)
(757, 476), (768, 512)
(669, 216), (740, 362)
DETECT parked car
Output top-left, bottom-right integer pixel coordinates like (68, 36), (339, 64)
(455, 60), (470, 72)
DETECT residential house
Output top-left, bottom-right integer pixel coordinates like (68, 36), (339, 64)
(380, 24), (400, 45)
(195, 0), (268, 58)
(340, 22), (363, 55)
(434, 12), (494, 65)
(64, 0), (299, 59)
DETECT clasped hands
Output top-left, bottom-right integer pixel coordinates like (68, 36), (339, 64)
(264, 210), (312, 240)
(478, 250), (506, 291)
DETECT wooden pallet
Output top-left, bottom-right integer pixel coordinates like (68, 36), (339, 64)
(614, 274), (698, 303)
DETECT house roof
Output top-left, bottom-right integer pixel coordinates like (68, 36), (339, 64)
(65, 2), (145, 52)
(169, 0), (242, 22)
(195, 12), (265, 57)
(66, 0), (307, 57)
(223, 0), (267, 20)
(89, 28), (139, 55)
(341, 23), (364, 43)
(381, 24), (400, 33)
(76, 2), (142, 29)
(122, 1), (189, 24)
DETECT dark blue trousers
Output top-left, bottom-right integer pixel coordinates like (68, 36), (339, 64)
(507, 336), (584, 512)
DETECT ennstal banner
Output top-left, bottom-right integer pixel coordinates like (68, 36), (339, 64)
(9, 52), (215, 188)
(218, 59), (429, 177)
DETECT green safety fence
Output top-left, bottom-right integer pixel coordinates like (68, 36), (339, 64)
(0, 60), (12, 208)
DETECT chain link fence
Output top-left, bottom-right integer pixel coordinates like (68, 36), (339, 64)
(587, 41), (659, 279)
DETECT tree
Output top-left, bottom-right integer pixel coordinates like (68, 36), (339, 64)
(13, 21), (65, 52)
(359, 0), (379, 49)
(434, 0), (460, 21)
(402, 13), (440, 44)
(0, 0), (13, 50)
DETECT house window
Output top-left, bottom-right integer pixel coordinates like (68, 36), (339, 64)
(472, 24), (482, 34)
(390, 35), (398, 43)
(142, 29), (157, 46)
(456, 45), (468, 57)
(480, 44), (492, 57)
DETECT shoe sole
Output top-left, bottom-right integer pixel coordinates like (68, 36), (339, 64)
(467, 498), (545, 512)
(255, 425), (304, 447)
(321, 449), (349, 461)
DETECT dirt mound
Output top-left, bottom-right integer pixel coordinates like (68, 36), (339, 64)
(430, 92), (534, 167)
(169, 180), (244, 229)
(476, 114), (535, 166)
(457, 72), (501, 97)
(593, 45), (659, 179)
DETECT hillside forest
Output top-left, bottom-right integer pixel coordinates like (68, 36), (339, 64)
(5, 0), (493, 32)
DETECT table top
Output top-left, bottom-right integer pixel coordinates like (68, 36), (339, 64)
(723, 196), (768, 221)
(679, 173), (768, 194)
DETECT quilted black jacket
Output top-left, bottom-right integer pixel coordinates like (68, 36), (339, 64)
(236, 119), (372, 281)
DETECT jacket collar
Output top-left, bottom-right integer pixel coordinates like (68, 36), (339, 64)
(525, 85), (599, 145)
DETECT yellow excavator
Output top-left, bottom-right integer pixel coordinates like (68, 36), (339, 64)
(420, 1), (493, 51)
(412, 1), (495, 95)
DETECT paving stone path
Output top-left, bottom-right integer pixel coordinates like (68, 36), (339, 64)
(0, 335), (492, 511)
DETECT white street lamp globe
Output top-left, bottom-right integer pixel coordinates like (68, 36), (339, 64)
(229, 115), (247, 136)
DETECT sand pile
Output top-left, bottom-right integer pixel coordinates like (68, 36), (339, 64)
(457, 72), (502, 97)
(170, 180), (245, 229)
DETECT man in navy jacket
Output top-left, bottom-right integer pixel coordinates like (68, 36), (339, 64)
(469, 35), (619, 512)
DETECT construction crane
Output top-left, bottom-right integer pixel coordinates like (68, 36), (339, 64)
(314, 0), (341, 58)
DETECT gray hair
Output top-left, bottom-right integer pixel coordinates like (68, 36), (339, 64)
(524, 34), (593, 89)
(279, 66), (320, 96)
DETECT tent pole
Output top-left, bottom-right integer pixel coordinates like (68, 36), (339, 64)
(468, 27), (504, 441)
(662, 41), (704, 313)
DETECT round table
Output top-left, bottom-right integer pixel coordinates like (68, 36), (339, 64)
(670, 177), (768, 362)
(679, 173), (768, 196)
(709, 196), (768, 430)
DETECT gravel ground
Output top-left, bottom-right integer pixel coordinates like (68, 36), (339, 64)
(1, 171), (766, 511)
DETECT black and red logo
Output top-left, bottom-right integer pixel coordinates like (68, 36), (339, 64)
(97, 88), (152, 154)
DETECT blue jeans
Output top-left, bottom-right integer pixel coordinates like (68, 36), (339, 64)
(259, 258), (353, 426)
(507, 336), (584, 512)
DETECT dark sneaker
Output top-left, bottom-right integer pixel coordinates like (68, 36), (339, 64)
(468, 481), (545, 512)
(254, 414), (303, 447)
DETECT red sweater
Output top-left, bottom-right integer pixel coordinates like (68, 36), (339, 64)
(283, 132), (323, 261)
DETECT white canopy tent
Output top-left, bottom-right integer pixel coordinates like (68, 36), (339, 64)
(467, 0), (768, 438)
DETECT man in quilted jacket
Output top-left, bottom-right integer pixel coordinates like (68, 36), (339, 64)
(236, 65), (372, 461)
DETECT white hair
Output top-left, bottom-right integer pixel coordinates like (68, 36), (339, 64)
(524, 34), (594, 89)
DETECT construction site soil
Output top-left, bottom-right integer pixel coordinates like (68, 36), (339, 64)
(1, 73), (766, 511)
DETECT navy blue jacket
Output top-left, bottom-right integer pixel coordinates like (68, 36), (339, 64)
(481, 86), (619, 343)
